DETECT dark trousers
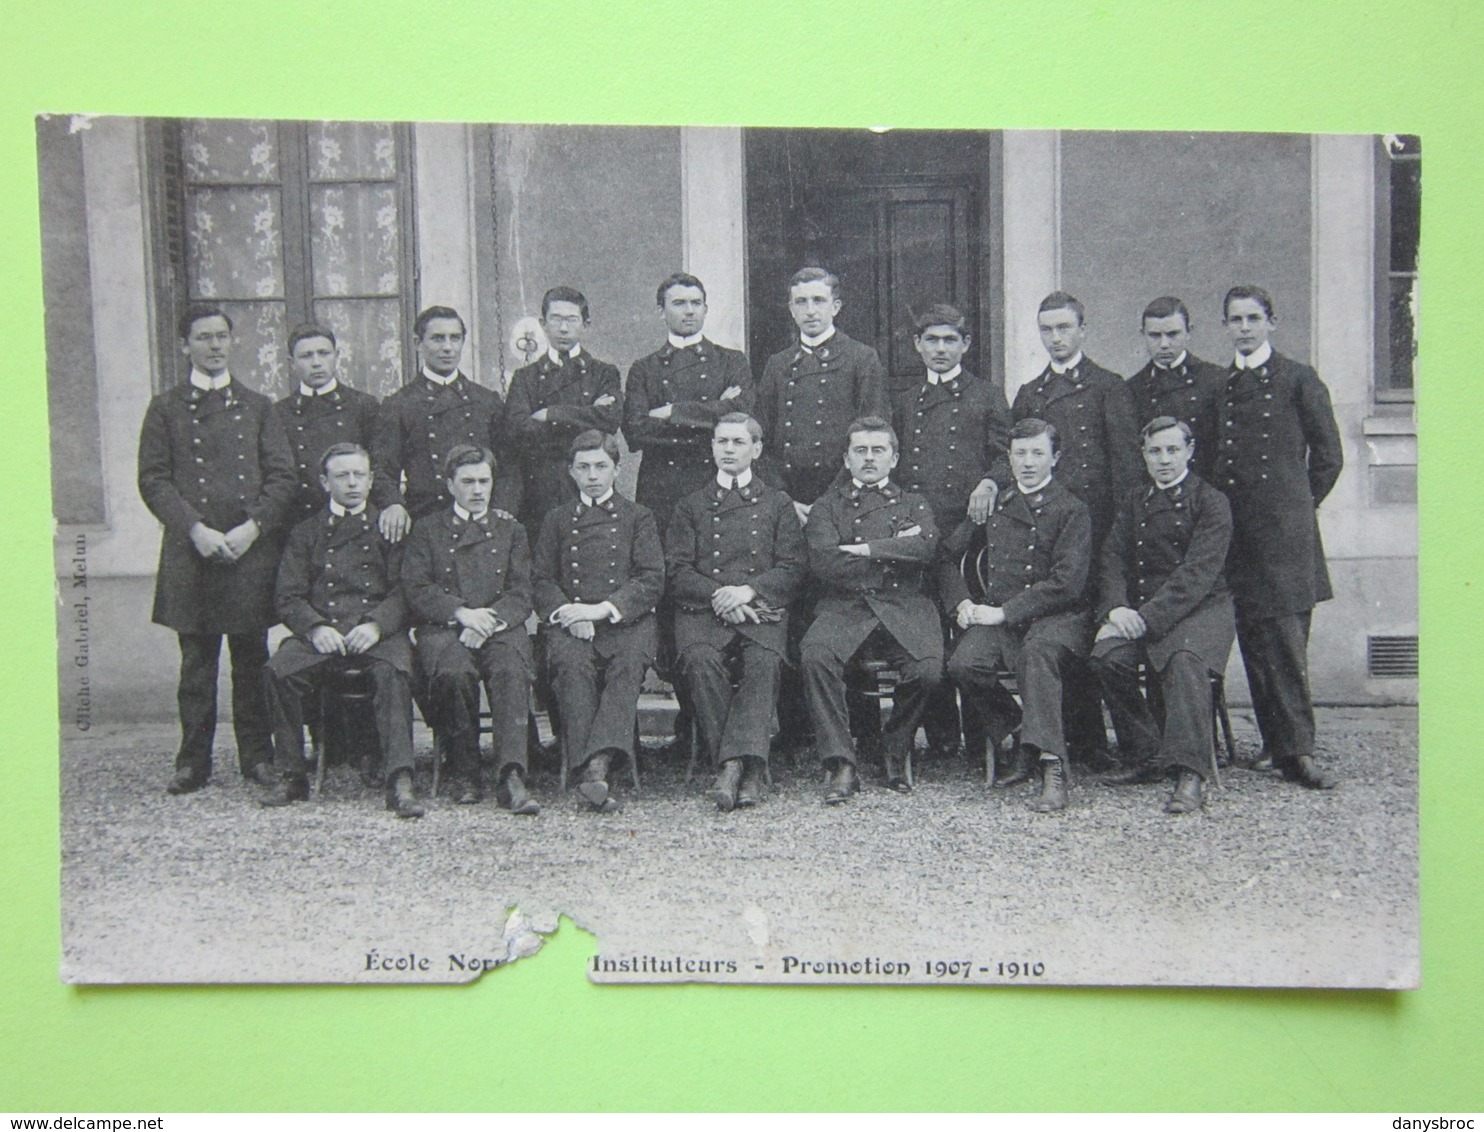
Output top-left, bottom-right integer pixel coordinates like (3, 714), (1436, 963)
(1236, 609), (1316, 765)
(544, 629), (648, 772)
(802, 624), (941, 769)
(947, 625), (1075, 758)
(417, 629), (532, 780)
(175, 631), (272, 779)
(680, 637), (783, 768)
(265, 645), (414, 778)
(1089, 641), (1215, 778)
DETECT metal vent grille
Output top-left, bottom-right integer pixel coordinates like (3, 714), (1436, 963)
(1368, 635), (1419, 678)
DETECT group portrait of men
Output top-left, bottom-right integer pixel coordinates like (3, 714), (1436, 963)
(138, 262), (1343, 821)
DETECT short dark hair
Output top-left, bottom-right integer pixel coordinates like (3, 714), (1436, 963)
(1009, 416), (1060, 455)
(1140, 296), (1191, 330)
(845, 415), (898, 454)
(714, 411), (762, 442)
(413, 306), (466, 339)
(1037, 291), (1086, 326)
(569, 429), (621, 464)
(319, 441), (369, 476)
(178, 303), (232, 341)
(789, 266), (841, 300)
(288, 323), (337, 355)
(913, 303), (969, 336)
(1141, 415), (1194, 444)
(542, 286), (591, 323)
(656, 272), (706, 306)
(443, 444), (496, 478)
(1223, 284), (1276, 320)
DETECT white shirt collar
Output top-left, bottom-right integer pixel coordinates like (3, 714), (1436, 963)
(1049, 352), (1084, 375)
(329, 499), (367, 517)
(548, 343), (583, 364)
(423, 365), (458, 386)
(851, 477), (891, 491)
(926, 364), (962, 386)
(299, 378), (339, 397)
(800, 328), (836, 350)
(189, 368), (231, 391)
(453, 502), (488, 522)
(580, 486), (615, 507)
(1155, 352), (1189, 371)
(1157, 469), (1191, 491)
(1234, 342), (1273, 369)
(668, 332), (704, 349)
(716, 468), (754, 490)
(1017, 474), (1054, 495)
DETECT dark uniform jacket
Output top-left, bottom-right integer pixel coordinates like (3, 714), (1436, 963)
(532, 492), (665, 642)
(665, 476), (806, 658)
(270, 383), (388, 524)
(1096, 474), (1235, 671)
(938, 477), (1091, 651)
(138, 379), (298, 634)
(804, 479), (941, 663)
(371, 372), (504, 519)
(272, 504), (412, 675)
(1209, 351), (1344, 616)
(402, 507), (534, 637)
(624, 338), (754, 527)
(1125, 354), (1228, 479)
(756, 330), (889, 505)
(993, 357), (1141, 548)
(504, 350), (623, 528)
(891, 368), (1012, 534)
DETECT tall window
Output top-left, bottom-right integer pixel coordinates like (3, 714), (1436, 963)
(1378, 133), (1419, 404)
(147, 118), (417, 399)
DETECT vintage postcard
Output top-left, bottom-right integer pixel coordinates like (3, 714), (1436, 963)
(45, 117), (1418, 986)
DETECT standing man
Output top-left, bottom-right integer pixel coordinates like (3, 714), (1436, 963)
(802, 417), (942, 804)
(892, 303), (1012, 758)
(259, 443), (423, 818)
(371, 305), (503, 543)
(666, 413), (806, 811)
(271, 324), (386, 526)
(1213, 285), (1343, 789)
(138, 303), (298, 795)
(939, 419), (1092, 813)
(1090, 417), (1235, 814)
(1125, 297), (1227, 478)
(402, 445), (537, 813)
(504, 287), (622, 542)
(533, 431), (665, 811)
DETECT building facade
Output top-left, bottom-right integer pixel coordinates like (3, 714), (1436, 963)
(42, 118), (1418, 723)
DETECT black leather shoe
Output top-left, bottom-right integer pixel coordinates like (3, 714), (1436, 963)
(1282, 755), (1336, 790)
(245, 763), (279, 788)
(993, 743), (1031, 789)
(1028, 757), (1068, 813)
(883, 751), (912, 793)
(578, 753), (611, 808)
(503, 768), (540, 816)
(1232, 747), (1273, 771)
(1164, 769), (1205, 813)
(260, 775), (309, 808)
(166, 768), (207, 796)
(708, 758), (744, 812)
(1101, 760), (1165, 787)
(823, 761), (859, 805)
(455, 779), (484, 805)
(386, 771), (425, 818)
(736, 761), (765, 808)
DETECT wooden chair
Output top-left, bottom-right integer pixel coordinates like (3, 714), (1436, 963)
(308, 663), (378, 799)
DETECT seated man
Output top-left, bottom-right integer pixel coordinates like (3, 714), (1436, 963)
(1089, 416), (1235, 814)
(260, 443), (422, 818)
(939, 418), (1091, 813)
(402, 445), (536, 813)
(666, 412), (805, 811)
(801, 416), (942, 804)
(533, 431), (665, 811)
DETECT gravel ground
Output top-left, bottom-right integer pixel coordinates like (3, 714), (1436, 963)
(59, 706), (1418, 988)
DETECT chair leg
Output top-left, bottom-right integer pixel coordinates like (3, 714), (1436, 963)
(1211, 674), (1233, 790)
(630, 720), (642, 794)
(431, 731), (441, 798)
(313, 687), (330, 800)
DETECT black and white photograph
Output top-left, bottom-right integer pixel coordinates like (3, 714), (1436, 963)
(44, 117), (1419, 986)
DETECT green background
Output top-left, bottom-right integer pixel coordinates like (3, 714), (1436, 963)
(2, 0), (1479, 1112)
